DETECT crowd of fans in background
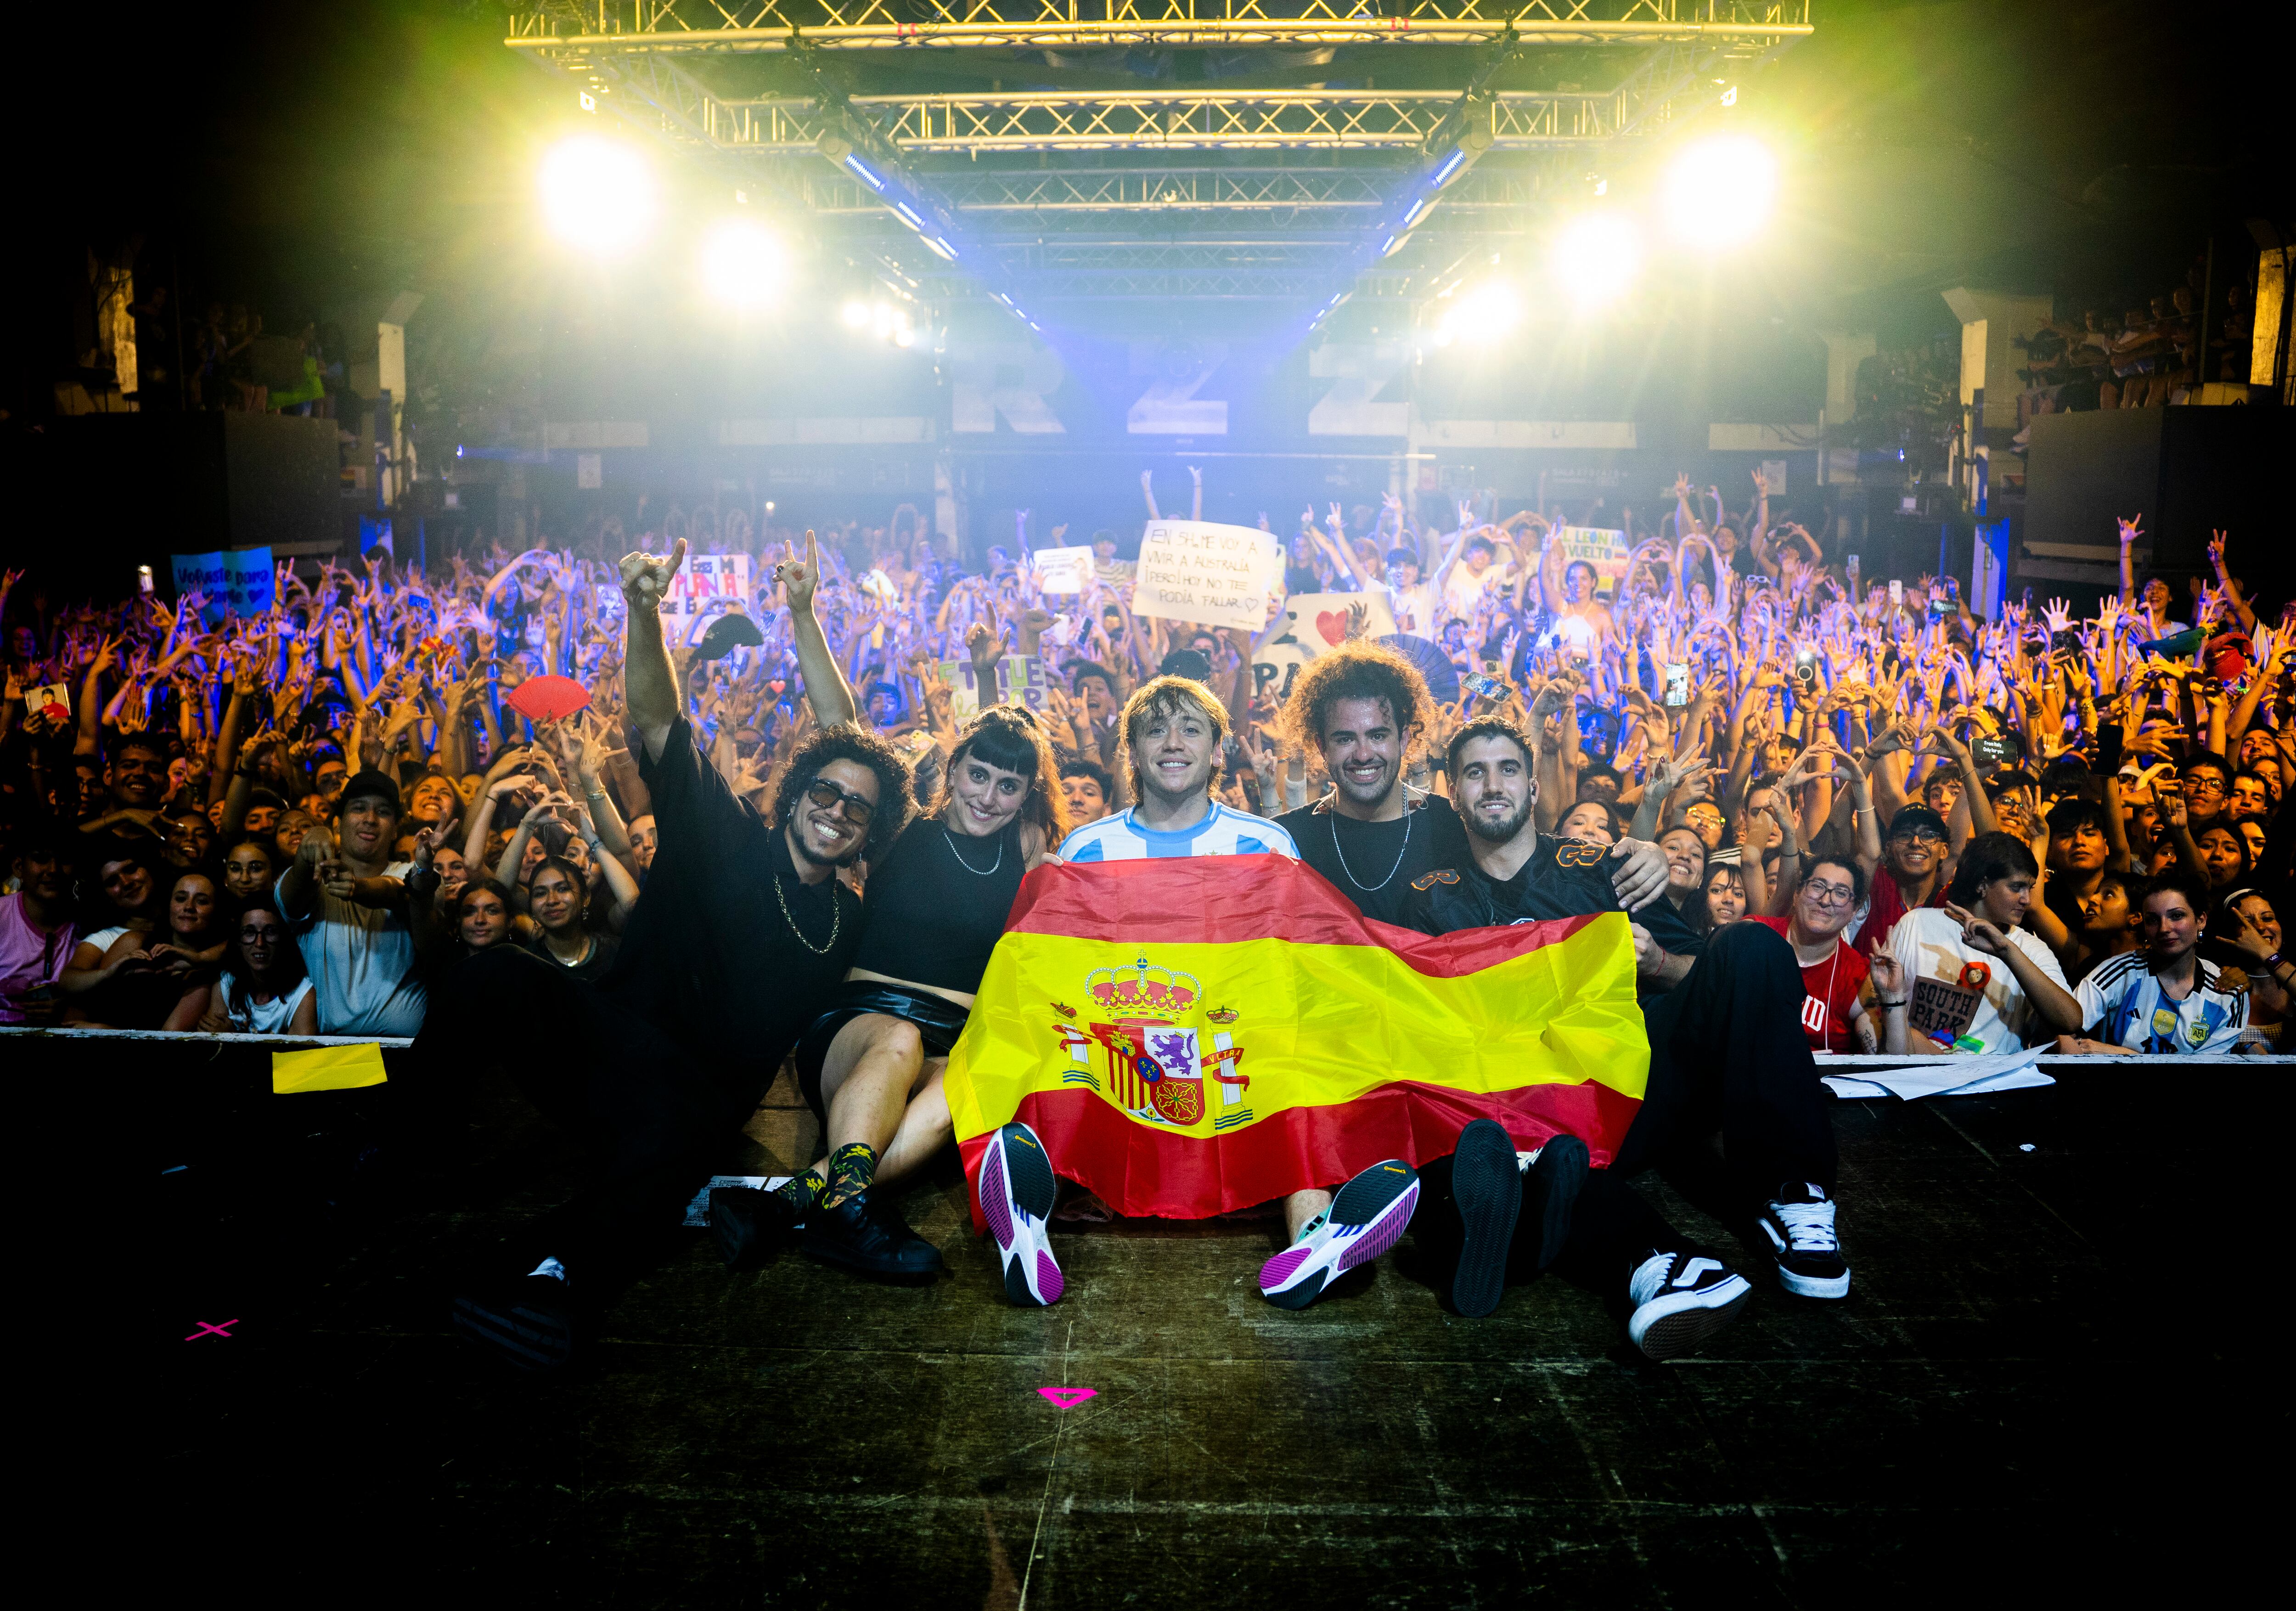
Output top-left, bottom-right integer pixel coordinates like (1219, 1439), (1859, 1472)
(2, 470), (2289, 1054)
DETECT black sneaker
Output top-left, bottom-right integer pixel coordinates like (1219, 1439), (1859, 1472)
(1760, 1182), (1851, 1299)
(709, 1185), (799, 1273)
(451, 1275), (575, 1371)
(800, 1190), (946, 1283)
(1523, 1134), (1588, 1275)
(1449, 1120), (1521, 1318)
(1625, 1250), (1753, 1361)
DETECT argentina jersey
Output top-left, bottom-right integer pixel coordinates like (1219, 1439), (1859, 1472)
(2074, 951), (2248, 1054)
(1058, 803), (1300, 863)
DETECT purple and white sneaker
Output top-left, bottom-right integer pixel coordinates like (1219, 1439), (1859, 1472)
(1258, 1159), (1420, 1310)
(979, 1122), (1064, 1307)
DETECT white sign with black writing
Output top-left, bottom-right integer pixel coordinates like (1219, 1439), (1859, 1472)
(1131, 520), (1284, 633)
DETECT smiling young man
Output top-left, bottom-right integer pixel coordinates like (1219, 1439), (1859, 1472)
(429, 534), (914, 1369)
(278, 768), (427, 1036)
(1400, 719), (1854, 1355)
(996, 675), (1436, 1313)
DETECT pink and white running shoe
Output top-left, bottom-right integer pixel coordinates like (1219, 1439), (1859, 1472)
(1257, 1158), (1420, 1310)
(978, 1121), (1064, 1307)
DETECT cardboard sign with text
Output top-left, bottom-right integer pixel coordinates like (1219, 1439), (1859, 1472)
(939, 655), (1048, 723)
(1250, 591), (1398, 703)
(1031, 547), (1095, 595)
(664, 552), (752, 645)
(1552, 527), (1630, 596)
(223, 546), (275, 617)
(170, 552), (228, 627)
(1131, 520), (1283, 633)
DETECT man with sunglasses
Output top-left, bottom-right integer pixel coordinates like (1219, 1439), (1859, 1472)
(431, 533), (915, 1370)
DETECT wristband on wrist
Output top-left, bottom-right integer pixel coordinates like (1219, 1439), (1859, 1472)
(1880, 997), (1910, 1009)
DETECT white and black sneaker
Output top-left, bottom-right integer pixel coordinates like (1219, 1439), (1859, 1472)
(1760, 1183), (1851, 1299)
(978, 1122), (1064, 1307)
(1625, 1250), (1753, 1361)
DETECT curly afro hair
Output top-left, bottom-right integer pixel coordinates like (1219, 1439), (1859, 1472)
(1278, 639), (1438, 758)
(765, 722), (917, 863)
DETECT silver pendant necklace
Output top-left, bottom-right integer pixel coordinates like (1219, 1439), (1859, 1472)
(943, 822), (1006, 876)
(1330, 806), (1411, 892)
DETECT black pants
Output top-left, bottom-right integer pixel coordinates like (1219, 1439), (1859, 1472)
(1450, 921), (1835, 1280)
(407, 947), (759, 1281)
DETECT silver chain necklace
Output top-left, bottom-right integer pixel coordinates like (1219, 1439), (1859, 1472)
(1329, 806), (1412, 892)
(942, 822), (1006, 877)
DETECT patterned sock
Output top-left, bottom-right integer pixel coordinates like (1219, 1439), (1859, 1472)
(818, 1143), (878, 1210)
(776, 1168), (825, 1216)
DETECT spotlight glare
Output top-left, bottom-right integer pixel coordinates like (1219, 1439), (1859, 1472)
(840, 300), (872, 329)
(699, 218), (784, 308)
(1431, 278), (1523, 346)
(1662, 135), (1776, 247)
(1550, 212), (1641, 308)
(539, 136), (653, 255)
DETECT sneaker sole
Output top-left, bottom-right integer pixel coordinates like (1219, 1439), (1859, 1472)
(1259, 1164), (1420, 1311)
(1528, 1134), (1588, 1273)
(981, 1124), (1064, 1307)
(1761, 1221), (1852, 1300)
(451, 1296), (573, 1371)
(1628, 1277), (1754, 1362)
(1450, 1122), (1521, 1319)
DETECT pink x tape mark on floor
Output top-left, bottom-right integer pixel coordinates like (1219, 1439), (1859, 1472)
(1037, 1387), (1096, 1406)
(185, 1320), (239, 1341)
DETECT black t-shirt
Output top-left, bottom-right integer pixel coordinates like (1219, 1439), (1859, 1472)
(1397, 832), (1706, 999)
(523, 928), (620, 985)
(602, 716), (862, 1086)
(1276, 794), (1474, 928)
(852, 817), (1026, 994)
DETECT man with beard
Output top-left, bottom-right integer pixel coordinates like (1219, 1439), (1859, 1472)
(1272, 639), (1671, 937)
(426, 533), (914, 1370)
(1400, 719), (1852, 1359)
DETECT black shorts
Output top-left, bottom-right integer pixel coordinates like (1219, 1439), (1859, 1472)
(793, 980), (971, 1123)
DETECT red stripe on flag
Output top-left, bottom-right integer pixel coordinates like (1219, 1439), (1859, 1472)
(1003, 857), (1600, 977)
(960, 1078), (1643, 1228)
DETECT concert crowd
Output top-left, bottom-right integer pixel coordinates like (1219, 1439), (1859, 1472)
(4, 474), (2290, 1362)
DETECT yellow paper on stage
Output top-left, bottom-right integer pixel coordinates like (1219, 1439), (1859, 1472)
(271, 1043), (389, 1094)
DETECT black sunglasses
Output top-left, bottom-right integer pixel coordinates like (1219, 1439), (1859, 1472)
(803, 777), (876, 825)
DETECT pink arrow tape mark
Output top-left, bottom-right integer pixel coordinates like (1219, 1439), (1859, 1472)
(1037, 1387), (1097, 1407)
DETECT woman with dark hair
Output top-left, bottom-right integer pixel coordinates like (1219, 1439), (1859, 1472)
(190, 895), (317, 1035)
(789, 704), (1070, 1284)
(220, 836), (276, 903)
(55, 846), (169, 1020)
(1656, 823), (1711, 935)
(523, 854), (619, 981)
(2192, 821), (2251, 891)
(1700, 858), (1747, 928)
(1555, 798), (1624, 846)
(2209, 887), (2288, 1046)
(1886, 831), (2083, 1053)
(452, 878), (520, 956)
(92, 867), (227, 1029)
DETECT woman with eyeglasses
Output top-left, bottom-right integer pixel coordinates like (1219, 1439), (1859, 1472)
(1883, 831), (2085, 1054)
(777, 705), (1070, 1284)
(190, 895), (317, 1035)
(1753, 857), (1886, 1052)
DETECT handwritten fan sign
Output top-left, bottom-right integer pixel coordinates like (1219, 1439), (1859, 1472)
(1032, 546), (1095, 596)
(940, 655), (1049, 723)
(1249, 591), (1397, 703)
(1131, 520), (1283, 633)
(1553, 527), (1630, 596)
(662, 552), (752, 628)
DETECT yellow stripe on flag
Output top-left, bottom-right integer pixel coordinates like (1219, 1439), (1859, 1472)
(272, 1043), (389, 1094)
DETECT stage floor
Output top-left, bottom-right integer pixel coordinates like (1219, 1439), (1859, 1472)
(154, 1060), (2253, 1606)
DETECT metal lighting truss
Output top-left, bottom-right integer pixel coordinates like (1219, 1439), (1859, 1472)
(505, 2), (1812, 55)
(506, 2), (1806, 310)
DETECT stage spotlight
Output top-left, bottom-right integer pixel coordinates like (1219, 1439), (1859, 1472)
(1662, 135), (1776, 247)
(699, 217), (783, 307)
(840, 300), (872, 329)
(1550, 213), (1641, 308)
(539, 136), (653, 254)
(1430, 279), (1524, 347)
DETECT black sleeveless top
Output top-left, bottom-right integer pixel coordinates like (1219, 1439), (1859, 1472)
(851, 817), (1027, 994)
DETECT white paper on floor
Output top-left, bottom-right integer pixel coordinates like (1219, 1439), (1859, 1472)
(1821, 1045), (2053, 1102)
(683, 1174), (795, 1226)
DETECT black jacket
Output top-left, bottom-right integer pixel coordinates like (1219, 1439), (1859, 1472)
(1395, 832), (1708, 987)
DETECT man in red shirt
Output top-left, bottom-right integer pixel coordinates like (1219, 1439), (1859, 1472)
(1852, 804), (1956, 957)
(1758, 856), (1888, 1053)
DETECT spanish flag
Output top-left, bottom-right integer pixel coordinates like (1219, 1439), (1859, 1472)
(946, 857), (1648, 1221)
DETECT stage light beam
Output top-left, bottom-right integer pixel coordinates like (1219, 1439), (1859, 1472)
(699, 217), (784, 308)
(1662, 135), (1776, 247)
(1550, 213), (1642, 308)
(539, 136), (654, 255)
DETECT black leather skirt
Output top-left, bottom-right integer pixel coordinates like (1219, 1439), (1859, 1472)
(793, 980), (972, 1122)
